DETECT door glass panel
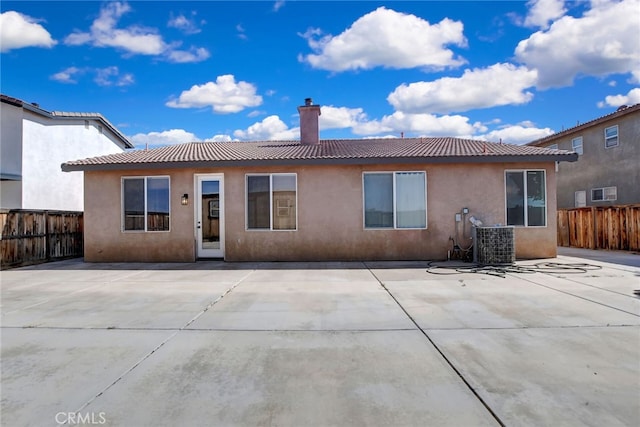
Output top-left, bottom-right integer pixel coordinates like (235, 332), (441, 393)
(201, 180), (220, 249)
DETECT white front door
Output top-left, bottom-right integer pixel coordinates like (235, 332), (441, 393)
(196, 174), (224, 258)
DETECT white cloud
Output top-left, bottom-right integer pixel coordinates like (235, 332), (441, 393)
(130, 129), (236, 148)
(597, 87), (640, 107)
(94, 66), (134, 87)
(204, 135), (234, 142)
(234, 115), (298, 140)
(523, 0), (567, 29)
(319, 106), (368, 129)
(388, 63), (538, 114)
(50, 66), (134, 87)
(165, 46), (210, 63)
(130, 129), (200, 148)
(273, 1), (286, 12)
(64, 1), (209, 63)
(236, 24), (247, 40)
(351, 112), (483, 137)
(0, 11), (56, 52)
(166, 74), (263, 113)
(50, 67), (83, 84)
(300, 7), (467, 72)
(515, 0), (640, 88)
(167, 12), (203, 35)
(478, 124), (555, 145)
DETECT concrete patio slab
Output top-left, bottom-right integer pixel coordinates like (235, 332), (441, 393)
(515, 273), (640, 315)
(188, 280), (415, 331)
(382, 275), (640, 329)
(1, 281), (238, 329)
(80, 330), (498, 427)
(1, 254), (639, 426)
(1, 328), (174, 427)
(428, 326), (639, 427)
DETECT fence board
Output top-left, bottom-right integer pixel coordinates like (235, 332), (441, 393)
(1, 210), (83, 269)
(557, 204), (640, 251)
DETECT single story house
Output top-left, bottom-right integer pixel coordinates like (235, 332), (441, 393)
(62, 100), (578, 262)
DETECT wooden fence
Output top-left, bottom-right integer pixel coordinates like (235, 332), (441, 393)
(557, 205), (640, 251)
(1, 210), (83, 269)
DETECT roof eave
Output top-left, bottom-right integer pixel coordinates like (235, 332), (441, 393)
(62, 153), (578, 172)
(17, 101), (133, 149)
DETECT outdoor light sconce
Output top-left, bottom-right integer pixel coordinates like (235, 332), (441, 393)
(181, 194), (189, 206)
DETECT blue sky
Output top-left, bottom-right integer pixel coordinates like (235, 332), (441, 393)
(2, 1), (639, 149)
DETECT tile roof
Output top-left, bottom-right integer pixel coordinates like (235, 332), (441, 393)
(0, 94), (133, 148)
(528, 103), (640, 146)
(62, 137), (577, 172)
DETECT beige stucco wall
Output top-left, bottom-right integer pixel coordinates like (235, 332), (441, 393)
(83, 161), (557, 262)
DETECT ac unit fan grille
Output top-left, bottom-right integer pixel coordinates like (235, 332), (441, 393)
(474, 226), (515, 265)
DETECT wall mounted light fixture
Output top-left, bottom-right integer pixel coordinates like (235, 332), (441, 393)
(181, 194), (189, 206)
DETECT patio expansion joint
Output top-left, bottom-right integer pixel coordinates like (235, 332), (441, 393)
(364, 264), (507, 427)
(62, 268), (256, 424)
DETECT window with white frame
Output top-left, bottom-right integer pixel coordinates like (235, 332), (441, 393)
(575, 190), (586, 207)
(548, 143), (558, 150)
(591, 186), (617, 202)
(605, 125), (619, 148)
(571, 137), (583, 155)
(122, 177), (170, 232)
(246, 174), (297, 230)
(363, 172), (427, 229)
(505, 170), (546, 227)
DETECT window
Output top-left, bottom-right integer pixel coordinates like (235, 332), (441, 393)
(571, 137), (583, 155)
(575, 191), (586, 207)
(246, 174), (297, 230)
(605, 125), (618, 148)
(122, 177), (170, 231)
(505, 170), (546, 227)
(363, 172), (427, 229)
(548, 144), (558, 150)
(591, 186), (617, 202)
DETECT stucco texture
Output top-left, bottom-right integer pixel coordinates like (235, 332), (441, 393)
(83, 162), (557, 262)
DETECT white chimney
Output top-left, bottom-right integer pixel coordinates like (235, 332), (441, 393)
(298, 98), (321, 145)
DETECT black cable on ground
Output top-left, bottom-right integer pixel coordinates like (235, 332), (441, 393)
(426, 261), (602, 278)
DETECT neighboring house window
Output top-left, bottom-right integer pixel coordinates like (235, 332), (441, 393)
(122, 177), (170, 232)
(575, 191), (586, 207)
(363, 172), (427, 229)
(571, 137), (583, 155)
(591, 186), (617, 202)
(604, 125), (618, 148)
(505, 170), (546, 227)
(246, 174), (297, 230)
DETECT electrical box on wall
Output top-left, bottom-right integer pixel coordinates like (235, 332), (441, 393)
(462, 207), (469, 214)
(455, 213), (462, 222)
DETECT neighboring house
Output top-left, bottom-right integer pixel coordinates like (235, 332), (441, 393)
(528, 104), (640, 209)
(0, 94), (133, 211)
(62, 99), (577, 262)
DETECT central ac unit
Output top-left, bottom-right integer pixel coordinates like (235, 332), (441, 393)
(473, 226), (515, 265)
